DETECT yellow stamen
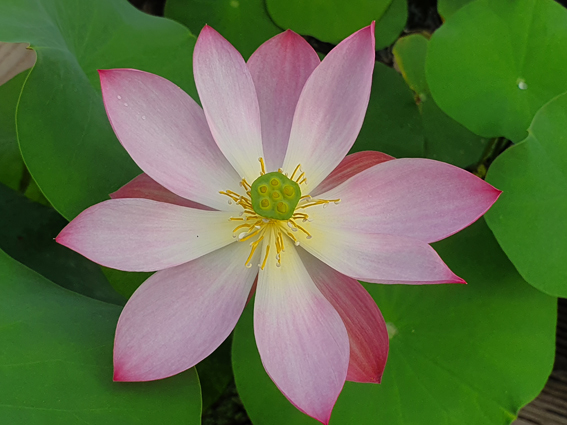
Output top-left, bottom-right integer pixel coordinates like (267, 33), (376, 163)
(290, 220), (312, 238)
(220, 165), (340, 269)
(260, 244), (270, 270)
(290, 164), (301, 181)
(245, 235), (264, 267)
(239, 227), (263, 242)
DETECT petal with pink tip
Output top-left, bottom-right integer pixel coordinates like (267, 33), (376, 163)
(314, 158), (502, 243)
(248, 30), (319, 171)
(114, 242), (258, 382)
(310, 150), (394, 196)
(99, 69), (241, 211)
(194, 26), (263, 181)
(282, 24), (376, 193)
(299, 249), (388, 383)
(56, 199), (235, 272)
(111, 173), (213, 210)
(254, 244), (349, 425)
(301, 225), (465, 285)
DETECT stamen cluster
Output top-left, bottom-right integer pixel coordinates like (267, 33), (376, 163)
(220, 158), (340, 269)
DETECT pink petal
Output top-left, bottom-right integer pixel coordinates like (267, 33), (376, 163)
(301, 226), (465, 285)
(282, 24), (376, 193)
(254, 245), (349, 425)
(315, 158), (502, 243)
(299, 250), (388, 383)
(99, 69), (241, 211)
(111, 173), (213, 210)
(311, 150), (394, 197)
(248, 30), (320, 171)
(194, 26), (263, 181)
(114, 242), (258, 381)
(56, 199), (235, 272)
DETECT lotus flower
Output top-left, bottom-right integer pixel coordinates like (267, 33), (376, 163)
(56, 24), (501, 424)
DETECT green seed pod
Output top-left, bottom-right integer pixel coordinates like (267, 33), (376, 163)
(250, 172), (301, 220)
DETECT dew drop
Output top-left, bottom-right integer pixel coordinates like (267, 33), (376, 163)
(123, 102), (129, 107)
(517, 79), (528, 90)
(141, 115), (146, 120)
(117, 95), (122, 100)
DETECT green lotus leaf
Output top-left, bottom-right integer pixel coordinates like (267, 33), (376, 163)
(427, 0), (567, 142)
(394, 34), (489, 168)
(0, 0), (198, 220)
(486, 91), (567, 297)
(165, 0), (280, 60)
(0, 247), (201, 424)
(266, 0), (406, 49)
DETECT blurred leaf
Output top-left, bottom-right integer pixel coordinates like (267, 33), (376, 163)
(198, 336), (234, 411)
(101, 267), (152, 299)
(23, 175), (51, 206)
(165, 0), (280, 60)
(486, 91), (567, 297)
(426, 0), (567, 142)
(233, 220), (556, 425)
(0, 182), (124, 305)
(0, 0), (198, 220)
(0, 70), (26, 190)
(437, 0), (473, 19)
(370, 0), (407, 50)
(353, 62), (424, 158)
(266, 0), (406, 49)
(394, 34), (489, 167)
(0, 247), (202, 424)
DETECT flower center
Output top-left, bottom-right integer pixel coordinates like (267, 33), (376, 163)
(219, 158), (339, 270)
(250, 172), (301, 220)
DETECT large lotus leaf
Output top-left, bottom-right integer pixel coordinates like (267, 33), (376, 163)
(352, 62), (424, 158)
(394, 34), (488, 168)
(0, 0), (198, 220)
(0, 70), (26, 190)
(232, 219), (556, 425)
(437, 0), (473, 19)
(266, 0), (406, 49)
(426, 0), (567, 143)
(485, 92), (567, 297)
(0, 247), (201, 424)
(165, 0), (280, 60)
(0, 182), (124, 305)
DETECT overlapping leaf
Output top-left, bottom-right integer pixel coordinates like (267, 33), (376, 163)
(0, 247), (201, 424)
(0, 0), (198, 220)
(486, 92), (567, 297)
(427, 0), (567, 142)
(393, 34), (488, 168)
(165, 0), (280, 60)
(266, 0), (407, 49)
(353, 62), (424, 158)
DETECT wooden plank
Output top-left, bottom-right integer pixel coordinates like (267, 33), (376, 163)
(515, 299), (567, 424)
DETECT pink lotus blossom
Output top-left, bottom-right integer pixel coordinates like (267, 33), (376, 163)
(56, 24), (501, 424)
